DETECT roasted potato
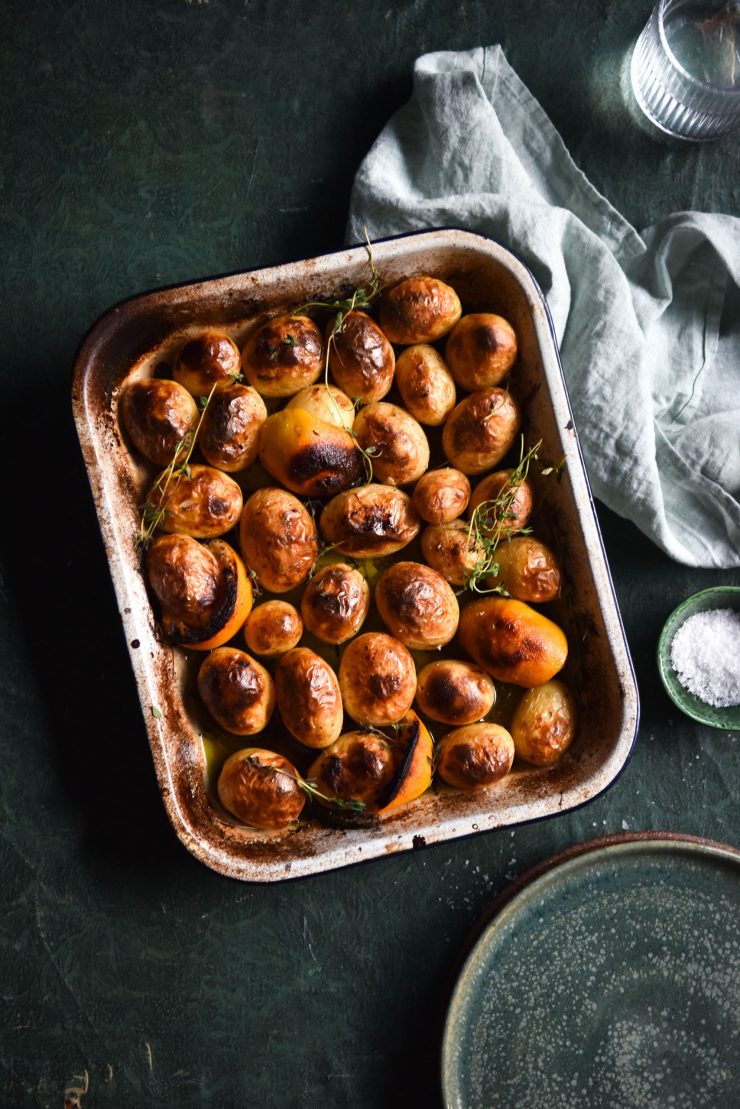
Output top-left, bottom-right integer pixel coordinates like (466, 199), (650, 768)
(244, 601), (303, 657)
(120, 377), (198, 466)
(173, 332), (241, 397)
(442, 388), (522, 475)
(327, 310), (395, 402)
(275, 648), (343, 749)
(510, 680), (576, 766)
(394, 344), (456, 426)
(217, 748), (305, 830)
(458, 597), (568, 687)
(353, 402), (430, 487)
(197, 647), (275, 735)
(239, 488), (318, 593)
(445, 313), (518, 391)
(301, 562), (370, 644)
(415, 660), (495, 726)
(420, 521), (482, 586)
(286, 384), (355, 431)
(339, 632), (416, 726)
(436, 724), (515, 789)
(258, 407), (363, 498)
(199, 383), (267, 472)
(468, 468), (533, 536)
(375, 561), (459, 650)
(149, 463), (243, 538)
(379, 275), (462, 344)
(241, 314), (323, 397)
(488, 536), (561, 603)
(412, 469), (471, 524)
(319, 483), (420, 558)
(307, 731), (399, 811)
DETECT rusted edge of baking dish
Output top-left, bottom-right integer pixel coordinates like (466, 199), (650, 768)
(71, 229), (639, 882)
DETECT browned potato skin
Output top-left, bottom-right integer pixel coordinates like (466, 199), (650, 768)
(468, 469), (534, 536)
(173, 332), (242, 397)
(241, 314), (324, 397)
(120, 378), (198, 466)
(442, 388), (522, 475)
(286, 384), (355, 431)
(445, 313), (518, 391)
(328, 310), (395, 403)
(258, 407), (364, 498)
(218, 748), (305, 830)
(415, 660), (495, 726)
(421, 521), (482, 586)
(353, 402), (430, 487)
(145, 533), (221, 631)
(510, 680), (576, 766)
(240, 488), (318, 593)
(275, 648), (343, 749)
(244, 601), (303, 657)
(151, 463), (243, 538)
(375, 561), (459, 650)
(301, 563), (370, 645)
(308, 731), (399, 810)
(488, 536), (561, 603)
(458, 597), (568, 687)
(199, 383), (267, 472)
(380, 276), (462, 344)
(198, 647), (276, 735)
(394, 345), (456, 426)
(319, 484), (420, 558)
(412, 469), (471, 524)
(436, 724), (515, 789)
(339, 632), (417, 726)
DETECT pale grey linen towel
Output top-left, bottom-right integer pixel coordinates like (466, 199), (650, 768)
(347, 46), (740, 567)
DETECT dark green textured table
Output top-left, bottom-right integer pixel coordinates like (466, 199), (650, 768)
(1, 2), (738, 1106)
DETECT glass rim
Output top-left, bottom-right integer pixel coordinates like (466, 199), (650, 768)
(657, 0), (740, 98)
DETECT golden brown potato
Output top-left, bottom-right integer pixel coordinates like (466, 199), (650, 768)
(199, 383), (267, 472)
(488, 536), (561, 603)
(308, 731), (399, 811)
(319, 484), (420, 559)
(275, 648), (344, 749)
(375, 561), (459, 650)
(445, 313), (518, 391)
(379, 276), (462, 344)
(258, 408), (363, 498)
(458, 597), (568, 687)
(218, 747), (305, 830)
(420, 521), (482, 586)
(353, 402), (430, 486)
(244, 601), (303, 657)
(412, 469), (471, 524)
(442, 388), (522, 475)
(173, 332), (242, 397)
(327, 310), (395, 403)
(197, 647), (275, 735)
(241, 314), (324, 397)
(394, 345), (456, 426)
(239, 488), (318, 593)
(339, 632), (416, 726)
(119, 377), (198, 466)
(286, 384), (355, 431)
(415, 660), (495, 726)
(468, 468), (534, 537)
(301, 562), (370, 644)
(510, 680), (576, 766)
(436, 724), (515, 789)
(149, 463), (243, 538)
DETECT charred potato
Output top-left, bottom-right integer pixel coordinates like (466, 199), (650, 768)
(327, 310), (395, 402)
(199, 383), (267, 472)
(258, 407), (363, 498)
(244, 601), (303, 657)
(339, 632), (416, 726)
(149, 463), (243, 538)
(420, 521), (482, 586)
(198, 647), (275, 735)
(241, 314), (324, 397)
(488, 536), (561, 603)
(445, 313), (518, 391)
(458, 597), (568, 687)
(286, 384), (355, 431)
(412, 469), (471, 524)
(218, 748), (305, 830)
(394, 345), (456, 427)
(307, 731), (399, 811)
(510, 680), (576, 766)
(275, 648), (343, 749)
(436, 724), (515, 790)
(353, 402), (430, 486)
(239, 487), (318, 593)
(380, 275), (462, 344)
(173, 332), (241, 397)
(301, 562), (370, 644)
(319, 484), (420, 558)
(120, 378), (198, 466)
(415, 660), (495, 726)
(442, 388), (522, 475)
(375, 561), (459, 650)
(469, 468), (533, 536)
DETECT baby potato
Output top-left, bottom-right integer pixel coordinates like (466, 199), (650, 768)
(244, 601), (303, 657)
(286, 384), (355, 431)
(241, 314), (324, 397)
(436, 724), (515, 790)
(240, 487), (318, 593)
(469, 469), (534, 536)
(319, 483), (420, 558)
(275, 648), (343, 749)
(415, 660), (495, 726)
(197, 647), (276, 735)
(510, 680), (576, 766)
(375, 561), (459, 650)
(199, 383), (267, 472)
(488, 536), (561, 603)
(445, 313), (518, 391)
(327, 310), (395, 403)
(442, 388), (522, 475)
(173, 331), (241, 397)
(218, 748), (305, 830)
(259, 407), (363, 498)
(379, 275), (462, 344)
(353, 402), (430, 486)
(149, 463), (243, 538)
(421, 521), (482, 586)
(339, 632), (416, 726)
(119, 377), (198, 466)
(308, 731), (399, 811)
(412, 469), (471, 524)
(394, 345), (456, 426)
(458, 597), (568, 687)
(301, 562), (370, 644)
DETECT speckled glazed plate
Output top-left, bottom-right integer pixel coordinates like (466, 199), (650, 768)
(442, 835), (740, 1109)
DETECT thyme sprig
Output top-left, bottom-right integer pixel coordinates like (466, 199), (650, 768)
(243, 755), (366, 812)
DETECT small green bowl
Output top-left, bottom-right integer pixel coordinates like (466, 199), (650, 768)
(657, 586), (740, 730)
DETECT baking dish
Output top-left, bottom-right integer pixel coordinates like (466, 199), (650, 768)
(72, 229), (639, 881)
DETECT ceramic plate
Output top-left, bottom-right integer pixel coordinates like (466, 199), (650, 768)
(442, 836), (740, 1108)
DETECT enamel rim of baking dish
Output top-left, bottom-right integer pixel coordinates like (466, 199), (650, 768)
(71, 229), (640, 882)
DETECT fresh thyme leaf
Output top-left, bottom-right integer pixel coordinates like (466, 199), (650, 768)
(228, 371), (244, 384)
(150, 705), (162, 720)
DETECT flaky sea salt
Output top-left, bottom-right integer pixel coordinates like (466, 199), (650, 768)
(670, 608), (740, 708)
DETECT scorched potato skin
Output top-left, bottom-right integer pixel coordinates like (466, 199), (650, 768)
(442, 387), (522, 475)
(244, 601), (303, 658)
(217, 748), (305, 830)
(445, 313), (518, 391)
(199, 383), (267, 473)
(488, 536), (561, 603)
(275, 648), (344, 750)
(421, 520), (482, 586)
(197, 647), (276, 736)
(150, 463), (243, 538)
(319, 483), (420, 558)
(375, 561), (459, 650)
(412, 468), (471, 524)
(327, 310), (395, 403)
(436, 723), (515, 790)
(173, 331), (242, 397)
(300, 562), (370, 645)
(394, 344), (456, 426)
(510, 680), (576, 766)
(379, 275), (462, 344)
(458, 596), (568, 687)
(239, 487), (318, 593)
(241, 314), (324, 397)
(339, 632), (417, 726)
(353, 401), (430, 487)
(468, 468), (534, 536)
(258, 407), (364, 498)
(308, 731), (399, 811)
(120, 377), (198, 466)
(415, 660), (495, 726)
